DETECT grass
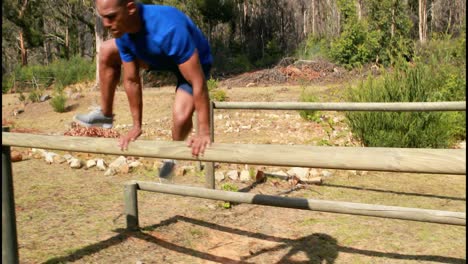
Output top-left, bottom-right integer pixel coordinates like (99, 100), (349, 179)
(4, 82), (466, 263)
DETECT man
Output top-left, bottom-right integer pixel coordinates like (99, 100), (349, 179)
(74, 0), (212, 177)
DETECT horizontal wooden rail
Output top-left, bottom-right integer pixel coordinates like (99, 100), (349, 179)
(213, 101), (466, 111)
(2, 132), (465, 174)
(130, 181), (466, 226)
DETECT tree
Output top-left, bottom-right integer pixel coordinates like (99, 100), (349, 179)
(419, 0), (427, 43)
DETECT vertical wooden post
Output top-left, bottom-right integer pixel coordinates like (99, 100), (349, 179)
(205, 101), (215, 189)
(2, 127), (19, 264)
(124, 181), (139, 231)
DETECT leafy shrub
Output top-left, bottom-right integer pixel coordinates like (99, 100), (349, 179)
(330, 21), (382, 68)
(207, 78), (227, 102)
(298, 89), (321, 122)
(28, 89), (43, 103)
(220, 183), (238, 209)
(3, 56), (95, 94)
(295, 36), (331, 60)
(50, 92), (68, 113)
(345, 52), (465, 148)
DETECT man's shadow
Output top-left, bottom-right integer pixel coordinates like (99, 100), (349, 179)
(44, 215), (465, 264)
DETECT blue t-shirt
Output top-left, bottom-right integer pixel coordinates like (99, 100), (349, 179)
(116, 4), (212, 71)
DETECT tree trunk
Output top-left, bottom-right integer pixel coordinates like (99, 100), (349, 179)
(356, 0), (362, 21)
(94, 14), (105, 90)
(19, 31), (28, 66)
(419, 0), (427, 43)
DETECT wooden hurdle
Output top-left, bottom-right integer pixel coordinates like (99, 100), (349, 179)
(1, 101), (466, 262)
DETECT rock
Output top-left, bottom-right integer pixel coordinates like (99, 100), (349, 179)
(240, 170), (251, 182)
(12, 109), (24, 116)
(86, 159), (97, 169)
(53, 155), (67, 164)
(32, 148), (47, 157)
(119, 163), (130, 174)
(109, 156), (127, 169)
(227, 170), (239, 181)
(40, 94), (51, 102)
(96, 159), (107, 171)
(44, 152), (57, 164)
(302, 177), (323, 185)
(321, 170), (333, 178)
(63, 154), (73, 161)
(69, 158), (82, 169)
(215, 171), (225, 181)
(128, 161), (142, 168)
(104, 167), (118, 176)
(287, 167), (310, 181)
(309, 168), (320, 177)
(246, 82), (256, 87)
(255, 170), (266, 183)
(70, 93), (82, 100)
(11, 151), (23, 162)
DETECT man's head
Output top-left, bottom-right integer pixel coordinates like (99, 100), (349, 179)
(96, 0), (139, 38)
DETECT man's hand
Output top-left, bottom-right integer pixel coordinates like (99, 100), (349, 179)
(119, 127), (142, 151)
(187, 133), (211, 157)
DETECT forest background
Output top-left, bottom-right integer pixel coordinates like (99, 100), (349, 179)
(1, 0), (466, 148)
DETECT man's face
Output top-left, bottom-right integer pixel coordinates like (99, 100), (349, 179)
(96, 0), (129, 38)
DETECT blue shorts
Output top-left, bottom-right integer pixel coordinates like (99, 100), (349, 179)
(174, 64), (211, 95)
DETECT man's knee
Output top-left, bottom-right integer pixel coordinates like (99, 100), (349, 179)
(99, 39), (121, 67)
(173, 110), (193, 128)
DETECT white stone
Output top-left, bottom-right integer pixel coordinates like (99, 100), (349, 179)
(227, 170), (239, 180)
(104, 167), (118, 176)
(86, 159), (97, 168)
(128, 161), (142, 168)
(69, 158), (82, 169)
(44, 152), (57, 164)
(96, 159), (107, 171)
(109, 156), (127, 168)
(63, 154), (73, 161)
(215, 171), (225, 181)
(287, 167), (310, 181)
(240, 170), (251, 182)
(321, 170), (333, 177)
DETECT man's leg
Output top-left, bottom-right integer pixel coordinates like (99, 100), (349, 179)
(172, 88), (195, 141)
(99, 39), (122, 116)
(74, 39), (121, 128)
(159, 88), (195, 179)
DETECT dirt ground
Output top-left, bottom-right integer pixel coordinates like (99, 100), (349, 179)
(1, 71), (466, 263)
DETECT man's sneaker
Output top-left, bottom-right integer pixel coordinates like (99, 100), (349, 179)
(159, 159), (176, 180)
(73, 109), (113, 129)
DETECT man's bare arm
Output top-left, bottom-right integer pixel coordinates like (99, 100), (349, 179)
(178, 50), (211, 156)
(119, 60), (143, 150)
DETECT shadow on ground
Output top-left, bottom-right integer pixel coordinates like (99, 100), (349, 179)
(44, 215), (465, 264)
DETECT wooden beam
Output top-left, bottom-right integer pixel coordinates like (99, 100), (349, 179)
(2, 132), (465, 175)
(134, 181), (466, 226)
(213, 101), (466, 111)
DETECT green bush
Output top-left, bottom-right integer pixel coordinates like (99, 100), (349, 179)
(50, 92), (68, 113)
(298, 89), (321, 122)
(345, 51), (465, 148)
(207, 78), (227, 102)
(2, 56), (95, 94)
(220, 183), (238, 209)
(295, 36), (331, 60)
(330, 21), (382, 68)
(28, 89), (43, 103)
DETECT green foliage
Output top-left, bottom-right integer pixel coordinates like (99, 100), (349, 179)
(220, 183), (238, 209)
(49, 91), (68, 113)
(295, 36), (331, 60)
(2, 56), (95, 94)
(330, 20), (382, 68)
(345, 40), (466, 148)
(207, 78), (226, 102)
(28, 88), (43, 103)
(255, 39), (283, 67)
(298, 89), (321, 122)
